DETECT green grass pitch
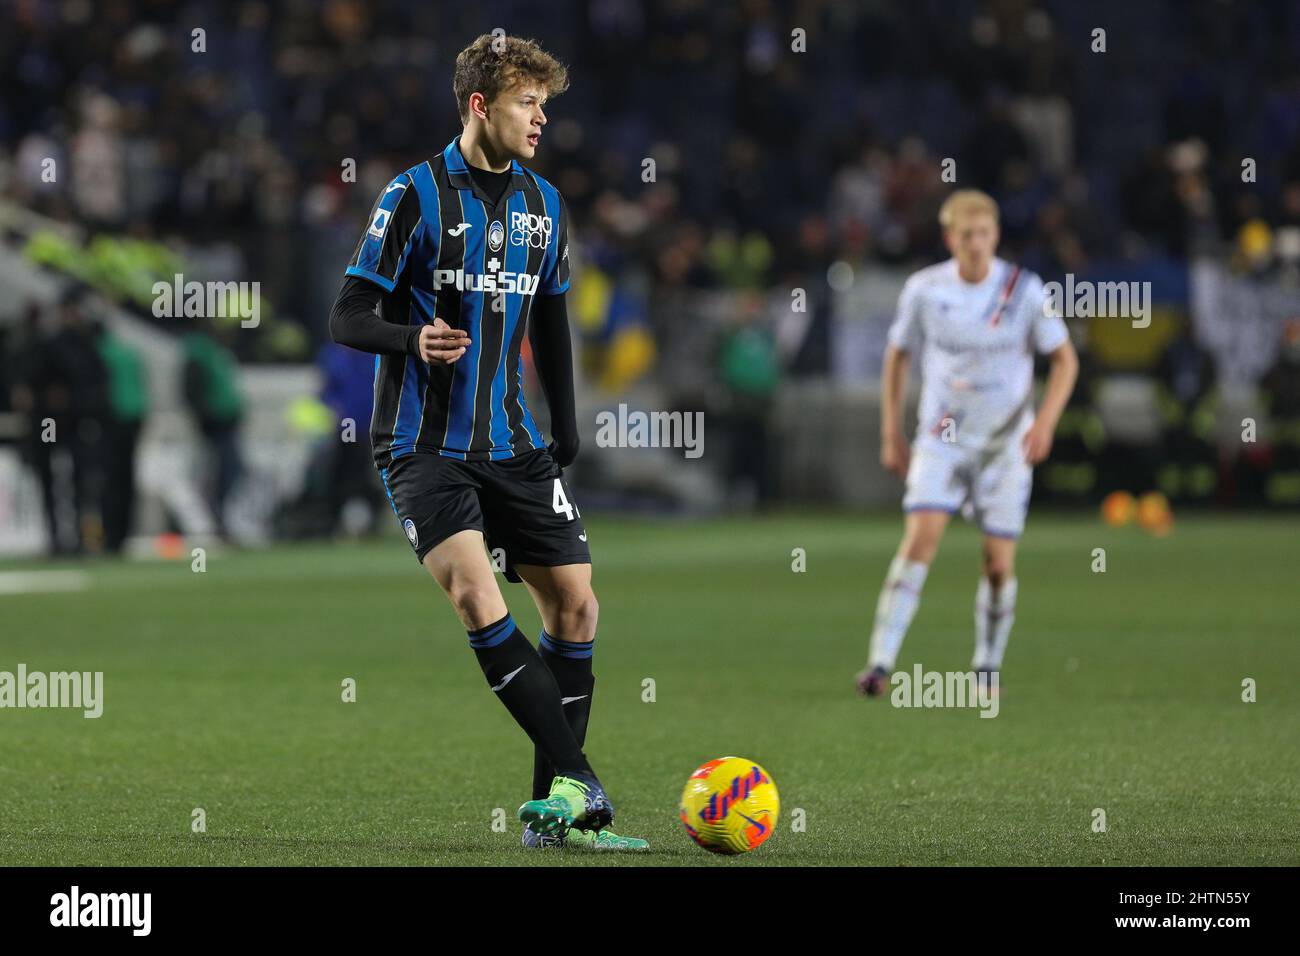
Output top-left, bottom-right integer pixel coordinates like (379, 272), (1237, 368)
(1, 513), (1296, 866)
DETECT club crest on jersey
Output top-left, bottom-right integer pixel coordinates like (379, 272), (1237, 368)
(488, 220), (504, 252)
(403, 518), (418, 548)
(510, 211), (552, 248)
(368, 208), (391, 239)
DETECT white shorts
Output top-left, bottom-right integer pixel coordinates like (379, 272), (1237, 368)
(902, 437), (1032, 538)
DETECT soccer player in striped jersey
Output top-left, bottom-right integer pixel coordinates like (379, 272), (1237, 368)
(856, 190), (1078, 697)
(329, 35), (645, 851)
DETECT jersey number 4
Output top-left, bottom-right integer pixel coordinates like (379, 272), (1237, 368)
(552, 479), (580, 521)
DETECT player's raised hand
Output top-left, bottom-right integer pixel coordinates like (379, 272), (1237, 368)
(881, 429), (910, 477)
(1022, 418), (1054, 465)
(417, 318), (471, 364)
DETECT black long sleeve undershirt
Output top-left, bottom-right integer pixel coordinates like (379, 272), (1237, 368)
(328, 275), (420, 357)
(529, 291), (579, 464)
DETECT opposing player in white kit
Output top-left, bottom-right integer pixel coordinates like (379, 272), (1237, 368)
(857, 190), (1078, 696)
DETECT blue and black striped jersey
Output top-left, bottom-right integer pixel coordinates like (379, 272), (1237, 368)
(346, 136), (571, 467)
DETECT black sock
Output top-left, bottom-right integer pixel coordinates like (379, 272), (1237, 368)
(467, 614), (592, 778)
(532, 630), (596, 799)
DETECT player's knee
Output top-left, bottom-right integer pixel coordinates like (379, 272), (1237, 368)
(554, 588), (598, 642)
(447, 582), (500, 624)
(900, 535), (939, 565)
(982, 557), (1014, 588)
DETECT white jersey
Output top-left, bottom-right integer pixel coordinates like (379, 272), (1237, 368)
(887, 257), (1068, 451)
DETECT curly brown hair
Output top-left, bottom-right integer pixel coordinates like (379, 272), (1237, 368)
(453, 34), (570, 124)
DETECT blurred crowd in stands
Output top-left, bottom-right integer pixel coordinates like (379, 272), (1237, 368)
(5, 1), (1298, 305)
(0, 289), (251, 553)
(2, 0), (1299, 537)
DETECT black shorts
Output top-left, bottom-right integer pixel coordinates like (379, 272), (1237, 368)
(378, 448), (590, 582)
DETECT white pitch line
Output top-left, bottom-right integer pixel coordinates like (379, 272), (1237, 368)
(0, 570), (90, 595)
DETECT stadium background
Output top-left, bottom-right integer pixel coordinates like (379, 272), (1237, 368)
(2, 0), (1299, 551)
(0, 0), (1297, 867)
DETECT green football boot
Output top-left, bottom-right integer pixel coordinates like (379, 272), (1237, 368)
(517, 771), (614, 835)
(569, 827), (649, 851)
(521, 823), (649, 851)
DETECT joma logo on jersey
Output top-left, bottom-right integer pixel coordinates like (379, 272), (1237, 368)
(510, 211), (552, 248)
(432, 268), (540, 295)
